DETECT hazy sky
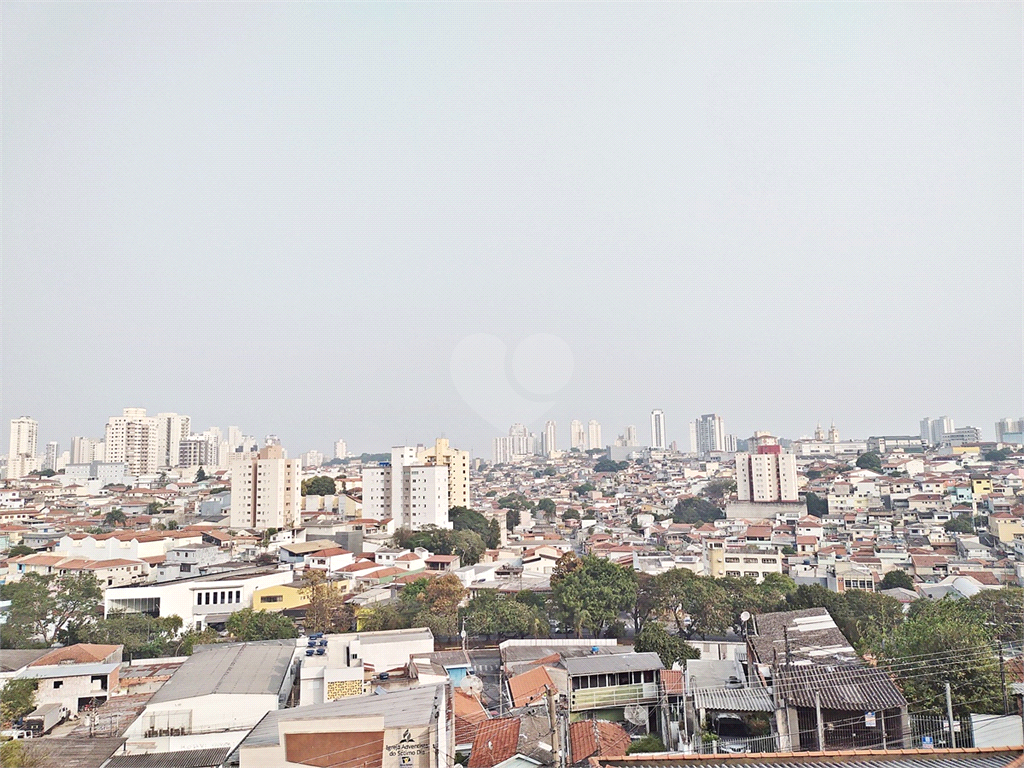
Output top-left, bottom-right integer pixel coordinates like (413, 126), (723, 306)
(3, 2), (1022, 457)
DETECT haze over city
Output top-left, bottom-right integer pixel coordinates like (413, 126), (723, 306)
(3, 2), (1021, 456)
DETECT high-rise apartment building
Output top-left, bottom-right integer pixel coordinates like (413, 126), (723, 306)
(334, 439), (348, 460)
(43, 442), (60, 472)
(650, 409), (666, 450)
(996, 418), (1024, 442)
(492, 424), (535, 464)
(229, 445), (301, 530)
(920, 416), (954, 446)
(418, 438), (470, 509)
(71, 436), (105, 465)
(362, 446), (450, 530)
(735, 433), (799, 502)
(179, 438), (217, 468)
(588, 420), (602, 450)
(105, 408), (162, 476)
(542, 421), (557, 456)
(690, 414), (726, 456)
(156, 413), (191, 468)
(623, 425), (638, 447)
(570, 420), (586, 450)
(7, 417), (38, 479)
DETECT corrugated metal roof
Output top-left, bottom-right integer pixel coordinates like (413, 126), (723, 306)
(148, 640), (295, 703)
(565, 652), (664, 676)
(691, 682), (774, 712)
(105, 747), (230, 768)
(17, 662), (119, 680)
(776, 662), (907, 710)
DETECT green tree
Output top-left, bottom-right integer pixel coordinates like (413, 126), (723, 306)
(301, 569), (354, 634)
(1, 738), (47, 768)
(7, 544), (34, 557)
(672, 497), (724, 525)
(703, 479), (737, 504)
(805, 469), (823, 480)
(855, 451), (882, 472)
(225, 608), (298, 641)
(82, 612), (184, 658)
(536, 498), (557, 516)
(551, 556), (636, 637)
(195, 467), (208, 482)
(984, 449), (1012, 462)
(301, 476), (337, 496)
(593, 459), (628, 473)
(0, 678), (37, 724)
(449, 507), (500, 549)
(411, 574), (468, 637)
(173, 627), (220, 655)
(104, 508), (127, 527)
(573, 482), (596, 496)
(462, 590), (546, 640)
(968, 587), (1024, 644)
(944, 516), (975, 534)
(655, 570), (730, 639)
(804, 492), (828, 516)
(876, 598), (1002, 717)
(635, 621), (700, 667)
(2, 572), (103, 647)
(879, 570), (915, 591)
(562, 509), (580, 521)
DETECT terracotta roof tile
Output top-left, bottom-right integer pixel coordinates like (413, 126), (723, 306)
(469, 717), (521, 768)
(568, 719), (631, 763)
(508, 665), (554, 707)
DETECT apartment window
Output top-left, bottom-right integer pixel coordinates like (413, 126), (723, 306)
(197, 593), (203, 605)
(261, 595), (283, 603)
(53, 681), (63, 689)
(236, 590), (241, 602)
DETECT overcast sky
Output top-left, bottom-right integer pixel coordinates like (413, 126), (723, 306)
(3, 2), (1022, 457)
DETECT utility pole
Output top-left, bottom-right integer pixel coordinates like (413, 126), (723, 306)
(1000, 643), (1008, 715)
(546, 686), (562, 768)
(815, 691), (824, 752)
(945, 682), (956, 748)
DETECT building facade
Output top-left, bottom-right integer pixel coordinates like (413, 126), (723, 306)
(650, 409), (666, 450)
(229, 445), (302, 530)
(735, 433), (799, 503)
(7, 416), (38, 479)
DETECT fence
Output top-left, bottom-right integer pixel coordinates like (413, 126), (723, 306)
(689, 733), (780, 754)
(910, 714), (975, 750)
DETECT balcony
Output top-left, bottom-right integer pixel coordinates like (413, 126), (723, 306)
(570, 682), (659, 711)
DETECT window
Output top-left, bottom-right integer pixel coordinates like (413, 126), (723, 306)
(261, 595), (283, 603)
(53, 681), (63, 689)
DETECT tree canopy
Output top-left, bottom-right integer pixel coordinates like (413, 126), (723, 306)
(301, 476), (337, 496)
(672, 497), (724, 525)
(593, 459), (628, 473)
(449, 507), (501, 549)
(394, 525), (487, 566)
(855, 451), (882, 472)
(551, 555), (636, 637)
(944, 516), (975, 534)
(225, 608), (298, 641)
(0, 572), (103, 647)
(635, 621), (700, 667)
(879, 570), (915, 591)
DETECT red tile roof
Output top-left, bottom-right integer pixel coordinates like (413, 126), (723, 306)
(469, 717), (521, 768)
(508, 665), (554, 707)
(568, 719), (631, 763)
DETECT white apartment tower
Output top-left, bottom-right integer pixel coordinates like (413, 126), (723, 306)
(587, 420), (602, 450)
(920, 416), (954, 446)
(334, 439), (348, 460)
(362, 445), (451, 530)
(104, 408), (162, 476)
(229, 444), (301, 530)
(570, 420), (586, 450)
(735, 434), (799, 503)
(623, 425), (638, 447)
(651, 409), (666, 450)
(156, 413), (191, 468)
(691, 414), (727, 456)
(542, 421), (557, 456)
(71, 436), (105, 465)
(7, 417), (38, 479)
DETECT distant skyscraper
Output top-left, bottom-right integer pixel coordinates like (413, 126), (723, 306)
(43, 441), (60, 472)
(71, 436), (104, 465)
(996, 418), (1024, 442)
(735, 433), (799, 502)
(588, 420), (602, 450)
(363, 445), (450, 530)
(543, 421), (557, 455)
(624, 425), (638, 447)
(691, 414), (726, 456)
(650, 409), (666, 449)
(570, 420), (586, 450)
(7, 416), (38, 478)
(418, 438), (471, 509)
(156, 413), (191, 468)
(334, 439), (348, 460)
(227, 426), (243, 450)
(920, 416), (954, 446)
(492, 424), (534, 464)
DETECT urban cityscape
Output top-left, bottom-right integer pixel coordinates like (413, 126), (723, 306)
(3, 1), (1022, 768)
(1, 407), (1024, 767)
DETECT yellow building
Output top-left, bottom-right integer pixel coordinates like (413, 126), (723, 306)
(252, 581), (309, 612)
(990, 514), (1024, 544)
(972, 477), (994, 498)
(417, 438), (470, 509)
(952, 446), (982, 455)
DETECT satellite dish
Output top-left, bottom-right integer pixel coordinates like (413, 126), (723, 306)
(460, 674), (483, 696)
(624, 704), (647, 726)
(740, 611), (751, 623)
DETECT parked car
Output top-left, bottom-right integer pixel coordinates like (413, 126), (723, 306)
(713, 713), (751, 753)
